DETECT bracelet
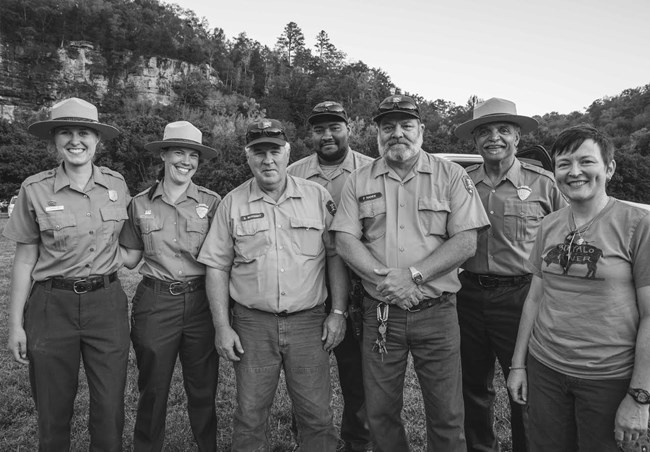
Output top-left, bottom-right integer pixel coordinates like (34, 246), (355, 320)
(509, 366), (526, 370)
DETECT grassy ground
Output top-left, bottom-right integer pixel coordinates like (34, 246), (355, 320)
(0, 217), (513, 451)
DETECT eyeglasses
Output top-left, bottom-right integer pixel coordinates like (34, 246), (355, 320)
(312, 102), (346, 114)
(245, 127), (287, 143)
(378, 98), (419, 113)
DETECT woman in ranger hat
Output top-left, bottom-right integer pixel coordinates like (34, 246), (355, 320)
(3, 97), (130, 451)
(119, 121), (221, 452)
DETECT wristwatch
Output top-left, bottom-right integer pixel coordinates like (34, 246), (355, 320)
(332, 309), (348, 319)
(409, 267), (424, 285)
(627, 387), (650, 404)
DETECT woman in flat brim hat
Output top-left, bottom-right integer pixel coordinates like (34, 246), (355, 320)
(3, 97), (131, 450)
(119, 120), (221, 450)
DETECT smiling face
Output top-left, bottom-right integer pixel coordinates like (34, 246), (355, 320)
(247, 142), (290, 192)
(554, 139), (615, 205)
(53, 126), (100, 168)
(473, 122), (520, 165)
(161, 146), (199, 186)
(377, 113), (424, 164)
(311, 120), (350, 164)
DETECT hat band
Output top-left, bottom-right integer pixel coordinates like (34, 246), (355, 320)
(473, 112), (517, 119)
(53, 116), (101, 123)
(161, 137), (202, 145)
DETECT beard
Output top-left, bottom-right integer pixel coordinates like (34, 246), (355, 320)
(377, 132), (423, 163)
(316, 142), (348, 163)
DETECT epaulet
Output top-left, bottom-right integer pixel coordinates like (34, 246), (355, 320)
(520, 161), (554, 179)
(133, 188), (152, 199)
(23, 168), (57, 186)
(465, 163), (481, 173)
(197, 186), (221, 199)
(98, 166), (126, 181)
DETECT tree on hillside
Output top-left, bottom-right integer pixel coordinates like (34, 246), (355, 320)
(275, 22), (305, 67)
(315, 30), (345, 68)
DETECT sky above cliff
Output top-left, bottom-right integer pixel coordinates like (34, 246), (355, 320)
(170, 0), (650, 117)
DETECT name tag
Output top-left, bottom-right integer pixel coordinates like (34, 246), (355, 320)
(359, 192), (382, 203)
(241, 213), (264, 221)
(45, 205), (64, 212)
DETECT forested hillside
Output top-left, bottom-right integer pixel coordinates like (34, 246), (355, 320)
(1, 0), (649, 202)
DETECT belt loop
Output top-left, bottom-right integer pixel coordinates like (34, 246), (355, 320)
(103, 274), (110, 289)
(44, 279), (53, 292)
(155, 279), (162, 292)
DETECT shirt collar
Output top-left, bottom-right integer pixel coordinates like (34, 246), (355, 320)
(474, 157), (523, 187)
(248, 175), (303, 203)
(370, 149), (431, 178)
(304, 149), (357, 178)
(53, 163), (107, 192)
(149, 180), (200, 203)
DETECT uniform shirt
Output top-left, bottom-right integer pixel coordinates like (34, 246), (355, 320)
(119, 181), (220, 281)
(331, 150), (491, 300)
(198, 175), (337, 314)
(287, 149), (374, 206)
(3, 163), (130, 281)
(527, 198), (650, 379)
(462, 158), (566, 275)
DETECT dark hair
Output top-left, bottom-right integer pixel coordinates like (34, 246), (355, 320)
(147, 167), (165, 200)
(551, 124), (615, 165)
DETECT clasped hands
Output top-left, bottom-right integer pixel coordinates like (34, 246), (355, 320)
(374, 267), (424, 310)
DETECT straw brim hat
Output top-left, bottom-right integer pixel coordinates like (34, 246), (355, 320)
(144, 121), (219, 160)
(27, 98), (120, 140)
(454, 98), (538, 140)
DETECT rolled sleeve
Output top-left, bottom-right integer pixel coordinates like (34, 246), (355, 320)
(197, 196), (235, 271)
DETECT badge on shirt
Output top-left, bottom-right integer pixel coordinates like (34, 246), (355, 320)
(108, 190), (118, 202)
(144, 210), (152, 216)
(517, 185), (532, 201)
(45, 205), (64, 212)
(462, 175), (474, 195)
(241, 213), (264, 221)
(196, 203), (209, 219)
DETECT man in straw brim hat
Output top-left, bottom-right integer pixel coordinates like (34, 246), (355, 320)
(198, 118), (346, 451)
(454, 98), (566, 452)
(3, 97), (131, 451)
(120, 120), (221, 451)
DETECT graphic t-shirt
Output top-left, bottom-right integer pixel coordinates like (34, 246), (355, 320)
(528, 198), (650, 379)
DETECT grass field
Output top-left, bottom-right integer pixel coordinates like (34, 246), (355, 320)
(0, 217), (513, 451)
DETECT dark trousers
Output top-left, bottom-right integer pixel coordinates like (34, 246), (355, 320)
(25, 279), (130, 452)
(130, 281), (218, 452)
(457, 272), (529, 452)
(333, 318), (371, 450)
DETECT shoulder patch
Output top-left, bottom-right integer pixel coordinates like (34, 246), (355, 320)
(23, 169), (56, 186)
(326, 200), (337, 216)
(462, 175), (475, 195)
(359, 192), (382, 203)
(98, 166), (126, 181)
(520, 161), (555, 179)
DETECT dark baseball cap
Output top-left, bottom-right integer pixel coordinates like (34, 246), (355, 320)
(245, 119), (288, 147)
(372, 95), (421, 123)
(308, 101), (348, 125)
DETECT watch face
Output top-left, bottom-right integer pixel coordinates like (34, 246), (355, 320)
(629, 388), (650, 404)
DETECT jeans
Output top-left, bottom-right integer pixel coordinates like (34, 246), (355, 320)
(25, 279), (130, 452)
(361, 294), (466, 452)
(231, 302), (338, 452)
(130, 281), (218, 452)
(527, 355), (629, 452)
(456, 272), (529, 452)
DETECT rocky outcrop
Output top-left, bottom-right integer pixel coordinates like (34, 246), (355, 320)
(0, 39), (220, 121)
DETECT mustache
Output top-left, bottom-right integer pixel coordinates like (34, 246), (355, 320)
(387, 139), (410, 146)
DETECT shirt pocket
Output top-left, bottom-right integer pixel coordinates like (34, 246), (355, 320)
(37, 213), (79, 252)
(504, 200), (545, 242)
(137, 216), (164, 256)
(359, 200), (386, 242)
(290, 217), (324, 257)
(418, 198), (450, 238)
(100, 205), (129, 242)
(186, 217), (210, 255)
(235, 218), (271, 262)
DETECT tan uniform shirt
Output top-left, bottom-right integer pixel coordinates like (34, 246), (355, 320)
(3, 163), (130, 281)
(331, 150), (490, 300)
(287, 150), (374, 206)
(119, 181), (220, 281)
(198, 175), (337, 313)
(462, 158), (566, 275)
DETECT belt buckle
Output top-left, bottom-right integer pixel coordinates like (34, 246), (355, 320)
(478, 275), (498, 289)
(73, 279), (90, 294)
(169, 282), (185, 296)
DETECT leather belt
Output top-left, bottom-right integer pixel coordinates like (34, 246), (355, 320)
(143, 276), (205, 295)
(47, 272), (118, 294)
(464, 271), (532, 289)
(363, 289), (451, 312)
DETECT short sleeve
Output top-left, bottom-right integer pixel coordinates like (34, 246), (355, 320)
(119, 199), (144, 250)
(197, 195), (235, 271)
(2, 184), (40, 244)
(631, 212), (650, 288)
(446, 167), (490, 237)
(330, 175), (362, 238)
